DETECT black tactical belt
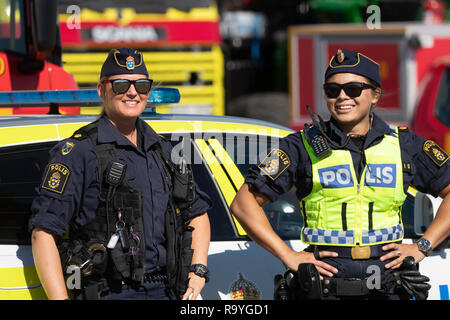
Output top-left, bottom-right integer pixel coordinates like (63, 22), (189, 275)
(315, 242), (401, 259)
(322, 277), (371, 297)
(144, 270), (167, 283)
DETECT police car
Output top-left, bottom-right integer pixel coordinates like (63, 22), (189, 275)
(0, 89), (448, 300)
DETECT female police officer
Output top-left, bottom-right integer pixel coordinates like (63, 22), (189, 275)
(29, 48), (211, 300)
(231, 48), (450, 299)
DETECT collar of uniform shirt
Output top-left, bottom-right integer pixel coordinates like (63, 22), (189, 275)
(326, 113), (392, 152)
(97, 115), (161, 151)
(134, 117), (162, 151)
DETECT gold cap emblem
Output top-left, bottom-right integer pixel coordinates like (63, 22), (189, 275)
(337, 49), (345, 63)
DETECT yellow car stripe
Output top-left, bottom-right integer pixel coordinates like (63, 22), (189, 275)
(195, 139), (247, 236)
(0, 287), (47, 300)
(208, 139), (244, 188)
(190, 122), (291, 137)
(0, 266), (41, 287)
(146, 120), (195, 133)
(56, 122), (89, 138)
(0, 125), (59, 146)
(0, 120), (291, 147)
(0, 266), (47, 300)
(207, 139), (247, 236)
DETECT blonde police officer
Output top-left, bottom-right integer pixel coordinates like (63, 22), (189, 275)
(231, 48), (450, 300)
(29, 48), (211, 300)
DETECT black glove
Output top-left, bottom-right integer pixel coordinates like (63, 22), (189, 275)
(398, 269), (431, 300)
(379, 256), (431, 300)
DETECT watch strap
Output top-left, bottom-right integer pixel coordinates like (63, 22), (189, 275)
(190, 264), (210, 282)
(417, 238), (432, 256)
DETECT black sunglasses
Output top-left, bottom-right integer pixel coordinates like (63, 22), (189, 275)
(102, 78), (153, 95)
(323, 82), (376, 98)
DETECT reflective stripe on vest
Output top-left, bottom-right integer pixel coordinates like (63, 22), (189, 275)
(300, 127), (406, 246)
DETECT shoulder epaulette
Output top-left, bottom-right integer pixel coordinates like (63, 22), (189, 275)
(71, 131), (85, 140)
(71, 121), (100, 142)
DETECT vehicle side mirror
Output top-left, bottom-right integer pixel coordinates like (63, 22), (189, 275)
(32, 0), (57, 60)
(413, 192), (441, 236)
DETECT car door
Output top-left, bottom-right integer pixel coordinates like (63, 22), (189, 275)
(0, 141), (57, 299)
(183, 131), (306, 299)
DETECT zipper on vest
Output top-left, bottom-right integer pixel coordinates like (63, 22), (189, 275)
(355, 182), (362, 244)
(355, 157), (367, 245)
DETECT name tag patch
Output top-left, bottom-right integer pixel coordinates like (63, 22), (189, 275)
(258, 148), (291, 180)
(364, 164), (396, 188)
(423, 140), (449, 167)
(319, 164), (354, 188)
(41, 163), (71, 194)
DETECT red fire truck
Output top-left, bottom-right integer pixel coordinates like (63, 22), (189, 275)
(0, 0), (79, 114)
(57, 1), (224, 116)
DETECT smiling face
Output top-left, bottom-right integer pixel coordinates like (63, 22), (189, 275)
(324, 73), (380, 135)
(97, 73), (150, 124)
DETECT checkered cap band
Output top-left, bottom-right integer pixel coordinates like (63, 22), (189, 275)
(361, 224), (403, 244)
(302, 228), (354, 245)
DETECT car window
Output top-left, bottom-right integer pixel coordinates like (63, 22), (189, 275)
(221, 134), (303, 240)
(0, 142), (55, 244)
(434, 67), (450, 127)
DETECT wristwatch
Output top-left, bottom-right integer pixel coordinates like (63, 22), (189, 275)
(416, 238), (433, 256)
(190, 264), (210, 283)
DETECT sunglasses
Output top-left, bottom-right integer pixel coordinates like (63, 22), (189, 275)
(323, 82), (376, 98)
(102, 78), (153, 95)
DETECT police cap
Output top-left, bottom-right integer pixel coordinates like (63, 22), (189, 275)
(325, 48), (381, 87)
(100, 48), (148, 79)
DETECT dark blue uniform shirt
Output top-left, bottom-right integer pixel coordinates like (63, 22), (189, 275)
(29, 116), (211, 274)
(246, 113), (450, 202)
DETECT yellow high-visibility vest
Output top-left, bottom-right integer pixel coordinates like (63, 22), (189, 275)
(300, 127), (406, 246)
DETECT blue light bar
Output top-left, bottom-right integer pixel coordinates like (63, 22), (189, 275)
(0, 88), (180, 107)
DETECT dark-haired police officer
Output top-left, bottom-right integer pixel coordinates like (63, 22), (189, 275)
(29, 48), (212, 300)
(231, 48), (450, 300)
